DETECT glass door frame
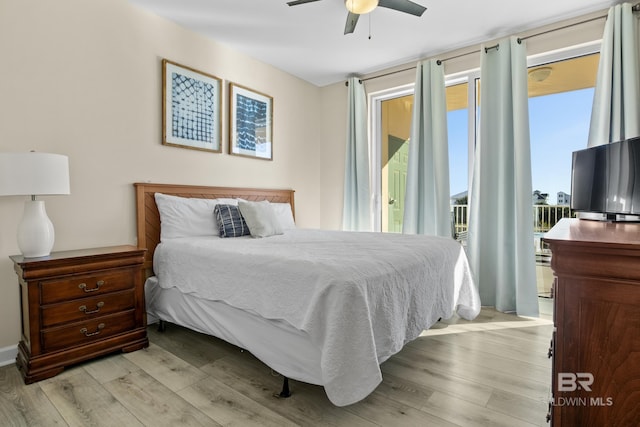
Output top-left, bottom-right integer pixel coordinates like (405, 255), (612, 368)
(368, 72), (478, 232)
(368, 84), (414, 232)
(526, 40), (600, 69)
(367, 41), (600, 233)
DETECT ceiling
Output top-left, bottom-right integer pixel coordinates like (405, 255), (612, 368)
(128, 0), (620, 87)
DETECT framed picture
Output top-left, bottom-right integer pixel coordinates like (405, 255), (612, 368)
(229, 82), (273, 160)
(162, 59), (222, 152)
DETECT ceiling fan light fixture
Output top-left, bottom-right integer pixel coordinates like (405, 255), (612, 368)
(345, 0), (378, 14)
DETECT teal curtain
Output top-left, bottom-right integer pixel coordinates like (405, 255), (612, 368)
(588, 2), (640, 147)
(342, 77), (371, 231)
(402, 59), (451, 237)
(467, 37), (539, 317)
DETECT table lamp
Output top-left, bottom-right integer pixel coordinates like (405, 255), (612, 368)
(0, 152), (70, 257)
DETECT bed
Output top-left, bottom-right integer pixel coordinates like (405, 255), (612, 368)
(134, 182), (481, 406)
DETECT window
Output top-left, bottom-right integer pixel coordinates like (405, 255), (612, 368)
(370, 43), (600, 271)
(447, 79), (472, 237)
(528, 47), (600, 297)
(372, 79), (473, 232)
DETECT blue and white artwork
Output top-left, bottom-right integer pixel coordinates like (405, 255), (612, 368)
(230, 84), (272, 160)
(163, 60), (221, 152)
(172, 72), (215, 143)
(236, 94), (267, 153)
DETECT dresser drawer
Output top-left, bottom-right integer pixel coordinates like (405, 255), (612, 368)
(41, 310), (137, 353)
(40, 268), (136, 304)
(41, 290), (135, 328)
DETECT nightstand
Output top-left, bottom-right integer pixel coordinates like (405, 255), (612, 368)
(10, 245), (148, 384)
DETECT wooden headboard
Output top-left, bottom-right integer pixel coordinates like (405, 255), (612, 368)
(134, 183), (295, 270)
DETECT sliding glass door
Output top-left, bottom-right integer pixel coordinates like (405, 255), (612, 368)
(375, 81), (473, 232)
(370, 44), (600, 280)
(528, 51), (599, 296)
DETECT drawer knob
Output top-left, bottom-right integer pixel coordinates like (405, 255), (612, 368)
(78, 280), (104, 293)
(80, 323), (105, 337)
(79, 301), (105, 314)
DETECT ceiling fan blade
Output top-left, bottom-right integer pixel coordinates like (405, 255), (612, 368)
(378, 0), (426, 16)
(344, 12), (360, 34)
(287, 0), (323, 6)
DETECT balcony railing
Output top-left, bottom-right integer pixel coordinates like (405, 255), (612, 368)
(451, 204), (575, 258)
(532, 205), (575, 233)
(451, 204), (574, 234)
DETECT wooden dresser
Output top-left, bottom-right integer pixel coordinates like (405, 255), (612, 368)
(543, 218), (640, 425)
(11, 245), (148, 383)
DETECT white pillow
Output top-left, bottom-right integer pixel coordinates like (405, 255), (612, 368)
(271, 202), (296, 230)
(237, 200), (283, 238)
(217, 197), (239, 206)
(154, 193), (219, 241)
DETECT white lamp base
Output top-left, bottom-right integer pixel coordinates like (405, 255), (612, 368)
(17, 200), (55, 258)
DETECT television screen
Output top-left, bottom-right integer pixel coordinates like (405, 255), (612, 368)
(571, 137), (640, 215)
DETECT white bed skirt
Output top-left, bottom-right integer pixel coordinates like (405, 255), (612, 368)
(145, 276), (324, 385)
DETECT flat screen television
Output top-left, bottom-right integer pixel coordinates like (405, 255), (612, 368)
(571, 136), (640, 219)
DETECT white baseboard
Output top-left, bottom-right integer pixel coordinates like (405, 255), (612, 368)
(0, 345), (17, 367)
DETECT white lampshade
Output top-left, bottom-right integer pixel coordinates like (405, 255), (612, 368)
(345, 0), (378, 14)
(0, 152), (70, 196)
(0, 152), (70, 258)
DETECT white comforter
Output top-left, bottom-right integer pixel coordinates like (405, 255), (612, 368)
(153, 229), (480, 406)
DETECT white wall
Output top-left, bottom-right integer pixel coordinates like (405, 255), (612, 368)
(319, 82), (348, 230)
(0, 0), (323, 350)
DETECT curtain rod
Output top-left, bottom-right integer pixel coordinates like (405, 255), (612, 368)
(357, 3), (639, 84)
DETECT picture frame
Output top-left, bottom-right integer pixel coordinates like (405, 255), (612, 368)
(162, 59), (222, 153)
(229, 82), (273, 160)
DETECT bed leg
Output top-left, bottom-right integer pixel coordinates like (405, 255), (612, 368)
(278, 377), (292, 398)
(157, 319), (166, 332)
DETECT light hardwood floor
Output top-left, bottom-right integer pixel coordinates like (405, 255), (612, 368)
(0, 306), (553, 427)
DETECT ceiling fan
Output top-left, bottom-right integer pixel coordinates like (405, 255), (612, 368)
(287, 0), (427, 35)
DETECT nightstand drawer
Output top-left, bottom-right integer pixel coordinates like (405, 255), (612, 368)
(41, 290), (135, 328)
(40, 268), (136, 304)
(42, 310), (136, 352)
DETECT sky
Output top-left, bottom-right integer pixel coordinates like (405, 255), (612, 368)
(447, 87), (595, 205)
(529, 88), (594, 204)
(447, 109), (469, 198)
